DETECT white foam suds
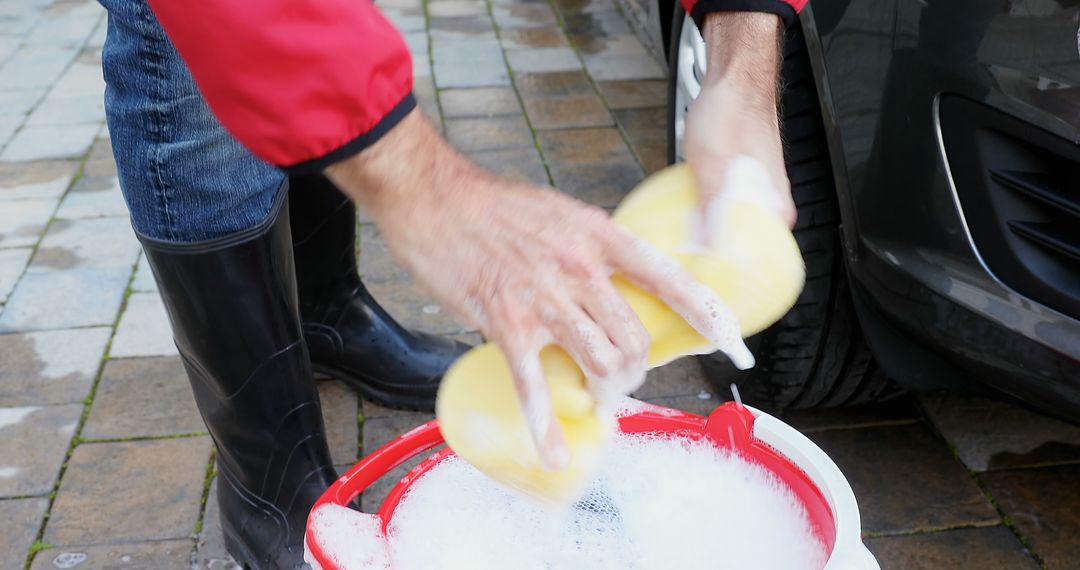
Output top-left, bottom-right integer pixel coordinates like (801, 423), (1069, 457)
(312, 433), (827, 569)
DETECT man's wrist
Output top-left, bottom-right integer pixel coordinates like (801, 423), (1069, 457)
(700, 11), (782, 113)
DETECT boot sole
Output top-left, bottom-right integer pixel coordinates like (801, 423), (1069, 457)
(312, 364), (437, 413)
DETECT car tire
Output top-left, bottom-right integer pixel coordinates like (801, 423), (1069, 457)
(667, 8), (903, 409)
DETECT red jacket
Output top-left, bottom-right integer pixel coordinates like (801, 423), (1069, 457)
(148, 0), (805, 175)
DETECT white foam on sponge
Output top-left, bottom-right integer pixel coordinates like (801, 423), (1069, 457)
(312, 432), (828, 570)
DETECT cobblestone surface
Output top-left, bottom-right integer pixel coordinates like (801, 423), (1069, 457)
(1, 0), (1076, 568)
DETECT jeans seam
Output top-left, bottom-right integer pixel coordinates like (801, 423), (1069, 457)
(139, 2), (178, 242)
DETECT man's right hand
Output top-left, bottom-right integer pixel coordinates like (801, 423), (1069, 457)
(326, 110), (752, 469)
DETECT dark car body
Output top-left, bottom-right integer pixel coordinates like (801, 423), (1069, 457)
(636, 0), (1080, 418)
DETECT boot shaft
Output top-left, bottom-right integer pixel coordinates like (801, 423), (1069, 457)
(288, 173), (362, 322)
(138, 184), (335, 504)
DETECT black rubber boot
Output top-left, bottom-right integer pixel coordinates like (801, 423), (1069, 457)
(288, 174), (469, 412)
(139, 185), (337, 570)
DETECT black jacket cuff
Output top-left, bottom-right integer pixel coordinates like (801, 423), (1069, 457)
(283, 92), (417, 176)
(690, 0), (797, 32)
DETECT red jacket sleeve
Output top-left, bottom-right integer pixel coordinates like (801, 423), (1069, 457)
(147, 0), (414, 174)
(681, 0), (807, 30)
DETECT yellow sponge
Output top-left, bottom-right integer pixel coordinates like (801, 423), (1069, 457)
(436, 164), (805, 503)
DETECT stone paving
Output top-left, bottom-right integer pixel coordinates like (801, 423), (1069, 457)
(1, 0), (1079, 569)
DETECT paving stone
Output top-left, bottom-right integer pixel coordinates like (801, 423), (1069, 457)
(0, 497), (49, 566)
(783, 396), (921, 433)
(434, 57), (510, 88)
(583, 53), (665, 80)
(0, 198), (56, 248)
(865, 526), (1038, 570)
(429, 15), (497, 38)
(431, 35), (501, 60)
(563, 11), (632, 40)
(595, 79), (666, 109)
(0, 123), (100, 161)
(428, 0), (488, 18)
(0, 159), (79, 201)
(82, 157), (117, 179)
(358, 225), (410, 285)
(515, 70), (595, 98)
(45, 437), (213, 545)
(572, 32), (653, 57)
(82, 357), (203, 440)
(363, 410), (435, 452)
(29, 216), (140, 272)
(540, 127), (643, 206)
(0, 327), (111, 406)
(492, 3), (558, 28)
(552, 0), (618, 14)
(468, 147), (551, 186)
(382, 6), (426, 32)
(633, 356), (712, 400)
(360, 413), (436, 512)
(0, 247), (31, 303)
(920, 392), (1080, 472)
(320, 379), (360, 465)
(83, 136), (115, 165)
(196, 477), (238, 570)
(362, 399), (425, 420)
(0, 44), (79, 90)
(522, 92), (612, 129)
(0, 88), (48, 119)
(548, 159), (644, 208)
(500, 26), (570, 50)
(25, 93), (106, 127)
(537, 126), (634, 165)
(86, 16), (108, 49)
(49, 55), (106, 99)
(412, 52), (432, 78)
(440, 87), (522, 119)
(56, 175), (126, 219)
(380, 0), (424, 9)
(982, 464), (1080, 569)
(129, 253), (157, 293)
(402, 31), (428, 55)
(30, 539), (196, 570)
(23, 1), (102, 47)
(614, 106), (667, 172)
(0, 36), (18, 64)
(445, 114), (534, 153)
(110, 292), (178, 358)
(365, 281), (472, 336)
(413, 75), (441, 129)
(505, 48), (583, 75)
(809, 424), (999, 535)
(0, 115), (19, 148)
(0, 267), (130, 332)
(0, 404), (82, 497)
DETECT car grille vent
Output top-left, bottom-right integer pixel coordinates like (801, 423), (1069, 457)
(939, 95), (1080, 319)
(991, 170), (1080, 264)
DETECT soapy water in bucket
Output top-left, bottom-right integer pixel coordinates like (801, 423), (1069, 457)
(315, 431), (828, 570)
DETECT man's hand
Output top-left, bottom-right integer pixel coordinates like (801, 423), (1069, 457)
(683, 12), (796, 232)
(327, 110), (752, 469)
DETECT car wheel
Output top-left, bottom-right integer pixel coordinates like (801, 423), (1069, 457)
(667, 7), (903, 409)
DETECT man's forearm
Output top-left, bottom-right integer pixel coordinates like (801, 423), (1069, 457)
(700, 12), (783, 115)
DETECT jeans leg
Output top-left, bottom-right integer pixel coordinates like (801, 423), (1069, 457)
(99, 0), (285, 243)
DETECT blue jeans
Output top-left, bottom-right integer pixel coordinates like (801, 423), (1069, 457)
(100, 0), (285, 243)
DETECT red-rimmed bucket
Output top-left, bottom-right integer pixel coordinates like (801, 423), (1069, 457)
(305, 401), (879, 569)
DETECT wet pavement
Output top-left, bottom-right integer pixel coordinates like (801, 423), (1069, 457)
(1, 0), (1079, 568)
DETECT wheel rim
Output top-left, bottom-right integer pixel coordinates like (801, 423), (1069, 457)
(674, 13), (706, 162)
